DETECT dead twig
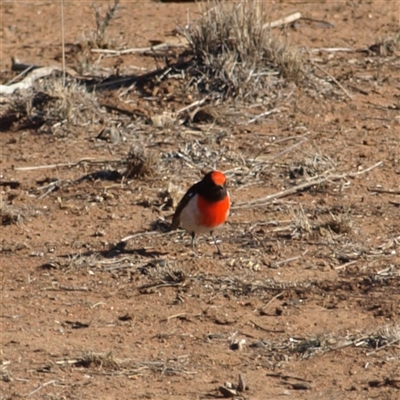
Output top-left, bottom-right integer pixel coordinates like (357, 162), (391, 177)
(26, 380), (60, 397)
(263, 12), (302, 29)
(312, 62), (352, 100)
(176, 96), (210, 116)
(90, 41), (188, 56)
(261, 291), (284, 310)
(367, 187), (400, 195)
(0, 66), (76, 95)
(366, 338), (400, 356)
(233, 161), (383, 209)
(166, 313), (186, 321)
(311, 47), (357, 53)
(247, 108), (281, 124)
(14, 158), (122, 171)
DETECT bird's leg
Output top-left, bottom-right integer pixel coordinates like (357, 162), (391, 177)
(191, 232), (196, 252)
(210, 231), (222, 256)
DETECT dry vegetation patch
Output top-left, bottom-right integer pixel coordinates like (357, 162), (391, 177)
(0, 77), (101, 135)
(181, 0), (303, 100)
(1, 1), (400, 399)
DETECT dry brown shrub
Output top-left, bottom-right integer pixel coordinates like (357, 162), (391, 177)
(0, 194), (25, 226)
(123, 146), (159, 179)
(78, 352), (120, 369)
(182, 0), (302, 100)
(1, 77), (100, 135)
(1, 204), (22, 226)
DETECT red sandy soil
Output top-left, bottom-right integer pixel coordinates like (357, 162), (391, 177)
(1, 1), (400, 399)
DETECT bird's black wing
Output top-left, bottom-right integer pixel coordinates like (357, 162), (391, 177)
(171, 181), (200, 230)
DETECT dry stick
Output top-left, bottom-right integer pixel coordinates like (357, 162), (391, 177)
(5, 64), (34, 86)
(176, 96), (210, 115)
(263, 12), (302, 29)
(90, 41), (188, 56)
(14, 158), (122, 171)
(367, 187), (400, 195)
(260, 291), (284, 310)
(334, 260), (358, 270)
(232, 161), (383, 210)
(267, 137), (309, 162)
(366, 338), (400, 356)
(273, 252), (308, 267)
(250, 320), (285, 333)
(0, 67), (63, 95)
(26, 380), (59, 397)
(247, 108), (280, 124)
(166, 313), (186, 321)
(312, 62), (352, 100)
(311, 47), (357, 53)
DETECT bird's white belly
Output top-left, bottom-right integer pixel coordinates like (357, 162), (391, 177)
(179, 195), (215, 234)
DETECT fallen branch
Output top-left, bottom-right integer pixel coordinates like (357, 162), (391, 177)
(14, 158), (122, 171)
(26, 380), (60, 397)
(0, 67), (59, 95)
(311, 47), (357, 53)
(247, 108), (281, 124)
(312, 62), (352, 100)
(90, 41), (188, 56)
(367, 187), (400, 195)
(176, 96), (210, 116)
(0, 64), (78, 95)
(366, 338), (400, 356)
(232, 161), (383, 209)
(263, 12), (302, 29)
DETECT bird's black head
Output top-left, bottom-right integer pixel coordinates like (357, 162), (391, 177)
(198, 170), (228, 202)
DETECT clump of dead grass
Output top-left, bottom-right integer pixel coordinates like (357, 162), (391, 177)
(1, 204), (23, 226)
(0, 194), (28, 226)
(366, 325), (400, 350)
(123, 146), (159, 179)
(368, 34), (400, 56)
(182, 0), (302, 100)
(289, 150), (336, 180)
(78, 352), (120, 369)
(289, 206), (352, 240)
(318, 213), (353, 236)
(1, 77), (100, 135)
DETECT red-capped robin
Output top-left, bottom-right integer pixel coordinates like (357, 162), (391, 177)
(171, 170), (230, 254)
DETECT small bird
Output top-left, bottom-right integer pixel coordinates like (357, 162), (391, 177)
(172, 170), (230, 254)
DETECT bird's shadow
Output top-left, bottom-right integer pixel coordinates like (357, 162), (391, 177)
(39, 242), (168, 270)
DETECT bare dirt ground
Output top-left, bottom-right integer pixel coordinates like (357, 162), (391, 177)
(1, 1), (400, 399)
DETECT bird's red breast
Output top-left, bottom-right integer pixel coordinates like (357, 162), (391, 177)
(196, 193), (230, 228)
(172, 170), (230, 234)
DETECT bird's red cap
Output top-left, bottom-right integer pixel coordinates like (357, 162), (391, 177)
(210, 171), (227, 186)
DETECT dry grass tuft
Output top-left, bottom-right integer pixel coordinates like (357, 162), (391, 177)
(289, 205), (312, 239)
(1, 204), (23, 226)
(182, 0), (302, 100)
(1, 77), (100, 135)
(88, 0), (121, 49)
(290, 150), (336, 180)
(368, 34), (400, 56)
(0, 195), (26, 226)
(293, 334), (338, 359)
(78, 352), (120, 369)
(289, 206), (352, 240)
(123, 146), (159, 179)
(367, 325), (400, 349)
(318, 213), (353, 236)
